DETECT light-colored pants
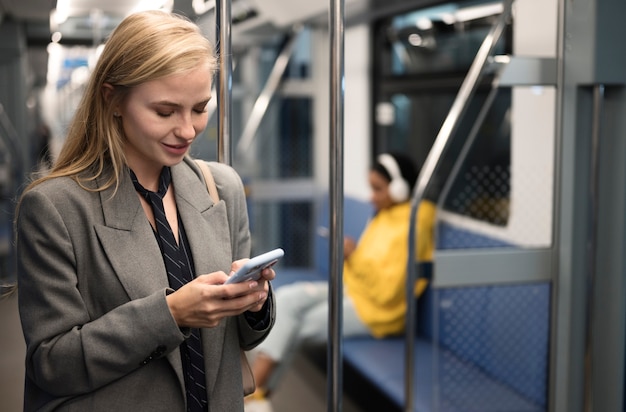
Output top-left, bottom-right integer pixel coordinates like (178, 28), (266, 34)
(257, 281), (370, 363)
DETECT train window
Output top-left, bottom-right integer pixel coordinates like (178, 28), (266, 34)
(438, 89), (511, 226)
(287, 28), (312, 79)
(256, 97), (313, 179)
(382, 0), (506, 76)
(373, 0), (512, 227)
(226, 31), (316, 265)
(195, 34), (314, 179)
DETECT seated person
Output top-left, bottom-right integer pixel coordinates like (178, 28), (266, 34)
(247, 152), (436, 405)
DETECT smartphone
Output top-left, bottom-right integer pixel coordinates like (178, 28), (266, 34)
(225, 248), (284, 284)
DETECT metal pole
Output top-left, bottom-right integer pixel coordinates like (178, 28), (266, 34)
(215, 0), (232, 165)
(583, 84), (603, 412)
(328, 0), (345, 409)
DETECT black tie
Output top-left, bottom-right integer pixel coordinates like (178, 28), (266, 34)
(130, 167), (208, 412)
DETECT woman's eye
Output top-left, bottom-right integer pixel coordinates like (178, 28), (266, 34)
(194, 107), (208, 114)
(157, 111), (173, 118)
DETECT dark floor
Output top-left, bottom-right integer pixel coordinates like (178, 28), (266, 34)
(0, 291), (25, 412)
(269, 346), (400, 412)
(269, 350), (365, 412)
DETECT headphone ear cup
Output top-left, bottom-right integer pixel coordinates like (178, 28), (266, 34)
(377, 153), (411, 203)
(388, 178), (410, 203)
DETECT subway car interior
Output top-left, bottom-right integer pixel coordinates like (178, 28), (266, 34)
(1, 0), (626, 411)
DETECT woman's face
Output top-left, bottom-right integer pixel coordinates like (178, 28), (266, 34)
(369, 170), (394, 212)
(117, 61), (213, 177)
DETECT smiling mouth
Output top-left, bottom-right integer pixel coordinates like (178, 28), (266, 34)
(164, 142), (190, 149)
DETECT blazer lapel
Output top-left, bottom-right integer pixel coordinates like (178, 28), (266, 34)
(94, 171), (170, 300)
(171, 159), (233, 276)
(93, 170), (186, 396)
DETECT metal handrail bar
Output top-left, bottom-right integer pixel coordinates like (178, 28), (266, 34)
(328, 0), (345, 409)
(216, 0), (233, 165)
(205, 59), (237, 127)
(403, 1), (513, 411)
(236, 26), (303, 158)
(583, 84), (604, 412)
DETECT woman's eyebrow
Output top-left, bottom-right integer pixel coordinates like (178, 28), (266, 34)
(152, 98), (211, 107)
(152, 100), (181, 108)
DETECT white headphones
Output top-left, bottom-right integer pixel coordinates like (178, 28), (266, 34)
(377, 153), (410, 203)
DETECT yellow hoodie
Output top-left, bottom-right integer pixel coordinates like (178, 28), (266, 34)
(343, 200), (436, 338)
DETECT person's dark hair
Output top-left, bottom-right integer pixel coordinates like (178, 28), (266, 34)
(372, 152), (419, 203)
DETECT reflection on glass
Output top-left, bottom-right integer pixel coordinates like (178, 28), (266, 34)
(386, 0), (506, 76)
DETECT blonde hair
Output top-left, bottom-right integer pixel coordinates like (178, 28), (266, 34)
(24, 10), (216, 194)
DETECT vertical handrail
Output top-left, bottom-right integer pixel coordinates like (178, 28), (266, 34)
(327, 0), (345, 410)
(236, 26), (303, 158)
(215, 0), (232, 165)
(583, 84), (603, 412)
(403, 2), (513, 411)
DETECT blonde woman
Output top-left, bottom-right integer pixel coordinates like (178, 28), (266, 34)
(15, 11), (275, 411)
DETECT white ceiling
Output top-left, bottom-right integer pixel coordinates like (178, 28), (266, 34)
(0, 0), (406, 87)
(0, 0), (190, 46)
(55, 0), (155, 17)
(0, 0), (178, 90)
(0, 0), (161, 22)
(0, 0), (382, 47)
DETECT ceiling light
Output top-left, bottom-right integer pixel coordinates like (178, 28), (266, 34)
(51, 31), (63, 43)
(130, 0), (173, 14)
(51, 0), (70, 27)
(408, 33), (423, 47)
(416, 18), (432, 31)
(454, 2), (503, 23)
(440, 12), (455, 25)
(193, 0), (216, 15)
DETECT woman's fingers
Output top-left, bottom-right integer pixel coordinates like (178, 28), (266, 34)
(166, 273), (270, 328)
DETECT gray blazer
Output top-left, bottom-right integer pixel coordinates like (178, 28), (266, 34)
(16, 157), (275, 411)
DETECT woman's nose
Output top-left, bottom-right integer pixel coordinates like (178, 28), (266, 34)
(176, 114), (196, 139)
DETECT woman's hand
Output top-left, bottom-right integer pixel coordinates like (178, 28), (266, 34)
(165, 260), (275, 328)
(227, 257), (275, 313)
(343, 236), (357, 260)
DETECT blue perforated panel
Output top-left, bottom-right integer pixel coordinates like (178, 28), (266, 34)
(434, 283), (550, 410)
